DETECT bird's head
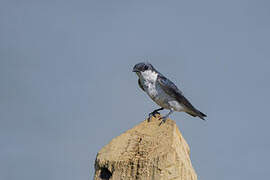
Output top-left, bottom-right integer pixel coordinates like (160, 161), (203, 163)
(133, 62), (158, 81)
(132, 62), (155, 73)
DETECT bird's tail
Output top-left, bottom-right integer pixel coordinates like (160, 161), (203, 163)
(196, 110), (207, 120)
(186, 109), (207, 121)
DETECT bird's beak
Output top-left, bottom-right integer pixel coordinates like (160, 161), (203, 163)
(132, 68), (139, 72)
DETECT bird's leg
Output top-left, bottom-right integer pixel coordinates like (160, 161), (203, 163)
(159, 109), (174, 125)
(148, 107), (164, 121)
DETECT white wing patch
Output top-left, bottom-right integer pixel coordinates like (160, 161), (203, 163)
(168, 100), (185, 112)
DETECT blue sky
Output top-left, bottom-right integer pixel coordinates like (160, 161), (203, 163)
(1, 0), (270, 179)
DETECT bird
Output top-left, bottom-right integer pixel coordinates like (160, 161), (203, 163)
(133, 62), (206, 124)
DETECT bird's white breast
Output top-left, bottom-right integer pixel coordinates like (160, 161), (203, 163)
(140, 70), (158, 97)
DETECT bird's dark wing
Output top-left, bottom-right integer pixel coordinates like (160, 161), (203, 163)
(138, 79), (145, 91)
(157, 75), (196, 111)
(157, 74), (207, 120)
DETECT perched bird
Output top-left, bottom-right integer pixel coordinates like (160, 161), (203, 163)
(133, 62), (206, 124)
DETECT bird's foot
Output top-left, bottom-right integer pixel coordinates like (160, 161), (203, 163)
(147, 110), (161, 122)
(158, 109), (173, 125)
(158, 116), (168, 126)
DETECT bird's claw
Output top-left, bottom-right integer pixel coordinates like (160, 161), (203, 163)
(158, 116), (168, 126)
(147, 111), (161, 122)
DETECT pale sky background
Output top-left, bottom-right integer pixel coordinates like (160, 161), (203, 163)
(1, 0), (270, 179)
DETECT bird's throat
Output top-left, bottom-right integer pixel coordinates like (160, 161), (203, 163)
(140, 70), (158, 83)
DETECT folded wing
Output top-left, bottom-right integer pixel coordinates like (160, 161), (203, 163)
(157, 74), (206, 120)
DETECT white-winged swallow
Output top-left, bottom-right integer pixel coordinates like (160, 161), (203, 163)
(133, 62), (206, 124)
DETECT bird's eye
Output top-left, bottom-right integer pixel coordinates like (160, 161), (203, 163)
(144, 65), (149, 70)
